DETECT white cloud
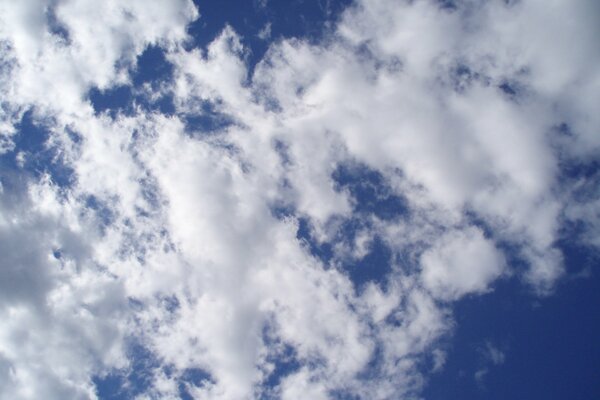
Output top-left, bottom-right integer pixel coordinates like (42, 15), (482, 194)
(421, 227), (506, 301)
(0, 0), (197, 120)
(257, 23), (272, 41)
(0, 174), (128, 399)
(0, 0), (598, 399)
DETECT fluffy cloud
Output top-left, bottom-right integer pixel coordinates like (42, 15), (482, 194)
(421, 227), (506, 301)
(0, 174), (128, 399)
(0, 0), (598, 399)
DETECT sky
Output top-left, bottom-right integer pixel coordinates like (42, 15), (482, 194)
(0, 0), (599, 399)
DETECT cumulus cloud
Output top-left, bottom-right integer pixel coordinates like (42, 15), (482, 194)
(421, 227), (506, 301)
(0, 173), (128, 399)
(0, 0), (598, 399)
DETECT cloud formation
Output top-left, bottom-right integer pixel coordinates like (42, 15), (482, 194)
(0, 0), (598, 399)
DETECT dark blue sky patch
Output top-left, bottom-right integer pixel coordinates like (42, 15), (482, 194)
(257, 320), (302, 397)
(462, 209), (534, 278)
(45, 6), (70, 43)
(89, 43), (176, 118)
(329, 388), (362, 400)
(332, 162), (409, 221)
(435, 0), (458, 11)
(186, 1), (267, 67)
(256, 0), (352, 43)
(13, 110), (48, 155)
(88, 86), (175, 117)
(268, 196), (295, 219)
(94, 342), (161, 399)
(296, 214), (394, 291)
(94, 337), (214, 400)
(558, 155), (600, 184)
(132, 45), (174, 86)
(88, 86), (135, 117)
(94, 373), (128, 400)
(52, 248), (63, 260)
(152, 93), (177, 115)
(182, 101), (236, 135)
(556, 237), (598, 279)
(462, 209), (495, 239)
(0, 110), (74, 187)
(343, 235), (392, 290)
(422, 264), (600, 400)
(553, 152), (600, 247)
(187, 0), (352, 77)
(495, 240), (530, 277)
(466, 204), (593, 286)
(95, 344), (215, 400)
(129, 46), (178, 114)
(178, 368), (214, 400)
(138, 91), (176, 115)
(89, 45), (174, 115)
(296, 216), (334, 263)
(263, 344), (301, 391)
(267, 178), (296, 221)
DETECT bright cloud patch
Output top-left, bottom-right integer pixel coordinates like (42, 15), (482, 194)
(0, 0), (599, 399)
(421, 228), (506, 301)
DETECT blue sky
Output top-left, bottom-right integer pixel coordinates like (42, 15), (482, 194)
(0, 0), (599, 399)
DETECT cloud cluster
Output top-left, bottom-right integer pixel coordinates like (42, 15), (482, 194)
(0, 0), (598, 399)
